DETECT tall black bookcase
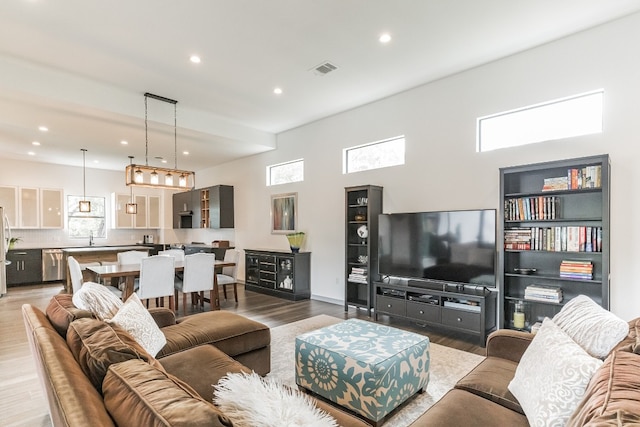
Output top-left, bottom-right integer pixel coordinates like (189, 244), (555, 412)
(499, 155), (610, 330)
(344, 185), (383, 315)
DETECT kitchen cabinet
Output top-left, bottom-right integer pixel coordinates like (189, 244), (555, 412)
(172, 190), (196, 229)
(7, 249), (43, 286)
(202, 185), (234, 229)
(0, 186), (63, 229)
(112, 193), (161, 229)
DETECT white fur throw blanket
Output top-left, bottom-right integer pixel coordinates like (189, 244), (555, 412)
(213, 372), (338, 427)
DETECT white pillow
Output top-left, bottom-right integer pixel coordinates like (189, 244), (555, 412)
(508, 318), (603, 427)
(72, 281), (123, 320)
(214, 372), (338, 427)
(106, 293), (166, 357)
(553, 295), (628, 358)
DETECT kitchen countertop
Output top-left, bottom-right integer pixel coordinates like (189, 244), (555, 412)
(61, 245), (154, 253)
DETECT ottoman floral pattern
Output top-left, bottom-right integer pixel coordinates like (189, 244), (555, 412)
(295, 319), (430, 423)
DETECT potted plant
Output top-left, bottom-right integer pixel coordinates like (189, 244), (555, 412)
(8, 237), (21, 250)
(286, 232), (305, 253)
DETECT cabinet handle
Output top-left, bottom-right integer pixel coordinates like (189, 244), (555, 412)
(457, 317), (462, 322)
(419, 310), (424, 314)
(387, 304), (392, 308)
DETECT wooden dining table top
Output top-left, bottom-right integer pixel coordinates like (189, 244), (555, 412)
(86, 259), (235, 309)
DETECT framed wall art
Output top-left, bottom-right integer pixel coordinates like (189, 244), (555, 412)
(271, 192), (297, 234)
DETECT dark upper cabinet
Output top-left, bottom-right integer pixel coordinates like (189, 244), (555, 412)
(173, 185), (234, 229)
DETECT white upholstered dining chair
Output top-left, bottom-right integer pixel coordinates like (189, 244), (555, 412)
(68, 256), (122, 298)
(217, 249), (240, 303)
(136, 255), (175, 310)
(174, 253), (215, 314)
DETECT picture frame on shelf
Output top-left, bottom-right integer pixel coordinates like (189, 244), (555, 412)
(271, 192), (297, 234)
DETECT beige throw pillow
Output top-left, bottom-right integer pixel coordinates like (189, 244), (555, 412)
(72, 281), (123, 320)
(508, 318), (603, 427)
(107, 293), (167, 357)
(553, 295), (628, 358)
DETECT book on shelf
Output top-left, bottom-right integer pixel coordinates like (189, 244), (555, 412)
(560, 260), (593, 280)
(504, 196), (559, 221)
(542, 165), (602, 191)
(348, 266), (368, 283)
(504, 226), (602, 252)
(524, 284), (563, 303)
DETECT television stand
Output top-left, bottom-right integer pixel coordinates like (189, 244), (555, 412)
(374, 281), (497, 346)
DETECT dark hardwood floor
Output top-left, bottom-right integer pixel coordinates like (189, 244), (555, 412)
(0, 281), (486, 426)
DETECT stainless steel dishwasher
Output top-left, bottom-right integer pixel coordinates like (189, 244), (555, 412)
(42, 249), (65, 281)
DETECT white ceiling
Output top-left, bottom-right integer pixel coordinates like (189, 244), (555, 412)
(1, 0), (639, 172)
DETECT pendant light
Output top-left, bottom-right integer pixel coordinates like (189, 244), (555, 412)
(124, 93), (195, 189)
(79, 149), (91, 212)
(126, 156), (137, 214)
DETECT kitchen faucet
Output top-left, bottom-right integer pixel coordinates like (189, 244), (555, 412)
(89, 231), (94, 247)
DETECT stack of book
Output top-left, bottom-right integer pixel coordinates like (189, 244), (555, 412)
(504, 228), (532, 250)
(348, 267), (368, 284)
(560, 260), (593, 280)
(504, 196), (559, 221)
(542, 166), (602, 191)
(542, 176), (569, 191)
(524, 284), (563, 303)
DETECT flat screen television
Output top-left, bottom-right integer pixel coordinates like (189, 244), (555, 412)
(378, 209), (496, 288)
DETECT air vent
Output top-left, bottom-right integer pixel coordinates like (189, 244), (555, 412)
(311, 61), (338, 76)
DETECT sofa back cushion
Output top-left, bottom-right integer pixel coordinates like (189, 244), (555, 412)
(567, 351), (640, 426)
(66, 318), (161, 391)
(103, 359), (233, 427)
(611, 317), (640, 354)
(45, 294), (94, 338)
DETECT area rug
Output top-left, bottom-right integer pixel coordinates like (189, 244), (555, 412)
(268, 315), (485, 427)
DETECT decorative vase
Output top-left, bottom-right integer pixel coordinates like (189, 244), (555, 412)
(290, 246), (300, 253)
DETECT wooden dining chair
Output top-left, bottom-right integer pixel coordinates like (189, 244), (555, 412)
(68, 256), (122, 298)
(174, 253), (215, 315)
(136, 255), (175, 310)
(217, 249), (240, 303)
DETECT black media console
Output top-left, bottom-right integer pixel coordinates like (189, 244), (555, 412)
(374, 279), (497, 346)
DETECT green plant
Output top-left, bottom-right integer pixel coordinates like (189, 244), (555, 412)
(286, 232), (305, 248)
(8, 237), (21, 248)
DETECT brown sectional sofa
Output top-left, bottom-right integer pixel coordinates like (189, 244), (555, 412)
(410, 318), (640, 426)
(23, 294), (369, 427)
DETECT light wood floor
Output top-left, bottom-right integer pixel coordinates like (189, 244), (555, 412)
(0, 282), (486, 427)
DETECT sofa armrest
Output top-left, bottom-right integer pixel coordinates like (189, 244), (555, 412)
(486, 329), (534, 363)
(148, 308), (177, 328)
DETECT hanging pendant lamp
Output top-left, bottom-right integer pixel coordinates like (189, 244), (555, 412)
(79, 149), (91, 212)
(126, 156), (138, 214)
(125, 93), (195, 189)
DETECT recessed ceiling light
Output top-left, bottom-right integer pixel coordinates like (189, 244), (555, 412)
(121, 140), (128, 145)
(190, 55), (201, 64)
(38, 126), (48, 132)
(28, 151), (35, 156)
(32, 141), (40, 146)
(182, 151), (189, 155)
(273, 87), (283, 95)
(379, 33), (392, 44)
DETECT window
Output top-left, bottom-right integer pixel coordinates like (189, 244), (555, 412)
(67, 196), (106, 239)
(344, 136), (405, 174)
(267, 159), (304, 186)
(477, 90), (604, 152)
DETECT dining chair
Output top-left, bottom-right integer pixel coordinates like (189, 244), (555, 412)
(174, 253), (215, 315)
(68, 256), (122, 298)
(217, 249), (240, 303)
(116, 250), (148, 290)
(136, 255), (175, 310)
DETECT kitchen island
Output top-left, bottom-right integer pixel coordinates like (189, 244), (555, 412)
(62, 246), (152, 293)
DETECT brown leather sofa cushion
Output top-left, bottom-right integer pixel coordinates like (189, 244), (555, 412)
(455, 356), (524, 414)
(66, 318), (161, 391)
(158, 311), (270, 358)
(567, 351), (640, 426)
(611, 317), (640, 354)
(46, 294), (93, 338)
(160, 344), (251, 401)
(103, 359), (233, 427)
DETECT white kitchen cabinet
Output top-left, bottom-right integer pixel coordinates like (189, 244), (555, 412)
(112, 193), (161, 229)
(20, 188), (39, 228)
(40, 188), (64, 228)
(0, 186), (18, 227)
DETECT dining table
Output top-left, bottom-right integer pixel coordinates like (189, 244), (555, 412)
(86, 259), (235, 310)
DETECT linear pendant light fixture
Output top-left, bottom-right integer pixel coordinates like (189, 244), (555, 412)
(79, 148), (91, 212)
(126, 156), (138, 214)
(125, 92), (195, 190)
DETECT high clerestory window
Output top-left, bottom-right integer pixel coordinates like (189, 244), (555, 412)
(267, 159), (304, 186)
(343, 135), (405, 173)
(477, 90), (604, 152)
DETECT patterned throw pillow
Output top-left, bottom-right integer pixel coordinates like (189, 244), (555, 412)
(553, 295), (628, 359)
(508, 318), (603, 427)
(107, 294), (167, 357)
(72, 281), (123, 320)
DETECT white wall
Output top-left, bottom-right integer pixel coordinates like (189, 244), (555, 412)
(197, 12), (640, 319)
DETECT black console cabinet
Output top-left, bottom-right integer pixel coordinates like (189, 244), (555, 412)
(244, 249), (310, 301)
(375, 280), (496, 346)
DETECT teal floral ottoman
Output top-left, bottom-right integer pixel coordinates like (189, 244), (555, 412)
(295, 319), (430, 425)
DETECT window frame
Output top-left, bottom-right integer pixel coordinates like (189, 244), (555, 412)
(266, 158), (304, 186)
(343, 135), (406, 174)
(67, 195), (107, 239)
